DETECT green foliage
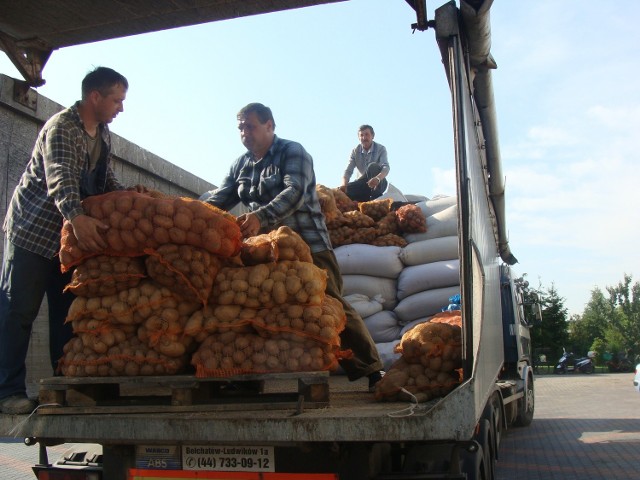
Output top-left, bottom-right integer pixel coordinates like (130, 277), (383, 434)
(567, 274), (640, 363)
(531, 283), (569, 361)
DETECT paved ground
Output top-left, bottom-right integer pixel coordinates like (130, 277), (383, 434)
(495, 372), (639, 479)
(1, 373), (638, 479)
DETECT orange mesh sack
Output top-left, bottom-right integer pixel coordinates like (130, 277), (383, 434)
(349, 227), (378, 245)
(371, 233), (407, 248)
(328, 225), (356, 248)
(358, 198), (393, 222)
(70, 319), (136, 355)
(66, 280), (180, 326)
(376, 212), (400, 236)
(373, 357), (462, 402)
(211, 261), (327, 308)
(192, 330), (339, 378)
(145, 244), (221, 305)
(316, 184), (340, 224)
(251, 295), (346, 346)
(60, 335), (188, 377)
(59, 191), (242, 271)
(64, 255), (146, 297)
(240, 226), (312, 266)
(396, 203), (427, 234)
(183, 305), (256, 343)
(430, 310), (462, 328)
(332, 187), (358, 213)
(342, 210), (375, 228)
(395, 320), (462, 365)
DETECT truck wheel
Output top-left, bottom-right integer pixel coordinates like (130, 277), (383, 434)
(462, 419), (492, 480)
(514, 374), (534, 427)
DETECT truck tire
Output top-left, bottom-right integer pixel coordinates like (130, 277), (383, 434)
(514, 373), (534, 427)
(461, 419), (492, 480)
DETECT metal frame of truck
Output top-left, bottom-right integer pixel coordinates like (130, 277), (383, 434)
(2, 1), (540, 479)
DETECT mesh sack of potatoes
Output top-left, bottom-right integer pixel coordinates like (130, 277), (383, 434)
(191, 330), (340, 378)
(64, 255), (146, 297)
(136, 299), (201, 357)
(70, 318), (137, 355)
(376, 211), (401, 236)
(316, 184), (340, 224)
(349, 227), (378, 245)
(211, 261), (327, 308)
(66, 280), (182, 326)
(371, 233), (407, 248)
(395, 320), (462, 365)
(251, 295), (346, 346)
(59, 191), (242, 272)
(325, 211), (348, 230)
(240, 226), (312, 266)
(358, 198), (394, 222)
(328, 225), (356, 248)
(396, 203), (427, 234)
(342, 210), (375, 228)
(145, 244), (221, 305)
(430, 310), (462, 328)
(373, 356), (462, 402)
(332, 187), (358, 213)
(183, 305), (257, 343)
(59, 335), (188, 377)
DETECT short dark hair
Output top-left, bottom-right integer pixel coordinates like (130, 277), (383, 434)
(81, 67), (128, 99)
(238, 102), (276, 128)
(359, 124), (375, 136)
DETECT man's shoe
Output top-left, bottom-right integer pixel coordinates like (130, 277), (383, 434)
(0, 394), (38, 414)
(368, 370), (385, 392)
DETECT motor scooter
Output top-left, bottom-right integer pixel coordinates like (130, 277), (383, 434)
(554, 349), (594, 374)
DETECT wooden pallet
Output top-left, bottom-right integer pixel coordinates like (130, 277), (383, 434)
(37, 372), (329, 415)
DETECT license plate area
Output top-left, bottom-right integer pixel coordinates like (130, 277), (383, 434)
(182, 445), (275, 472)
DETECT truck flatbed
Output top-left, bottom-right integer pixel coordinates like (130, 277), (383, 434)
(2, 374), (475, 444)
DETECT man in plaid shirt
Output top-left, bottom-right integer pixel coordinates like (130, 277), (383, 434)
(201, 103), (384, 391)
(0, 67), (133, 414)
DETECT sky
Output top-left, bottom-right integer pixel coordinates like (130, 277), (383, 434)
(1, 0), (638, 317)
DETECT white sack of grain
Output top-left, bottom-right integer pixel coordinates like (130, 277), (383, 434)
(394, 285), (460, 324)
(364, 310), (402, 343)
(399, 236), (459, 266)
(396, 259), (460, 300)
(342, 275), (398, 310)
(404, 204), (458, 243)
(335, 244), (403, 279)
(344, 293), (385, 319)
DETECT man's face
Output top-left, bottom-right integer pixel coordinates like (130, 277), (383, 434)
(93, 83), (126, 124)
(358, 128), (374, 150)
(238, 112), (273, 156)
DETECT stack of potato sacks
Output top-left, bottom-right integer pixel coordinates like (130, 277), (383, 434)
(316, 185), (463, 401)
(58, 190), (347, 378)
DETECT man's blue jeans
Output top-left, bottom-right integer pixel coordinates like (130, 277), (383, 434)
(0, 237), (74, 399)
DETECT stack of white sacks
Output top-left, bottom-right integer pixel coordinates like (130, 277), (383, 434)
(335, 189), (460, 370)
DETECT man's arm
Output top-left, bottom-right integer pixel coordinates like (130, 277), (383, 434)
(342, 148), (357, 187)
(375, 144), (390, 180)
(200, 161), (242, 212)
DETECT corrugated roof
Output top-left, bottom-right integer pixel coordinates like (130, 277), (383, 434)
(0, 0), (346, 86)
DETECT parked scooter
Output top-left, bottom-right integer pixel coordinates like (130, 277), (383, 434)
(554, 349), (595, 374)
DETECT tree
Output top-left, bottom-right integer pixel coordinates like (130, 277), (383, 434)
(531, 283), (569, 361)
(606, 274), (640, 360)
(570, 287), (613, 359)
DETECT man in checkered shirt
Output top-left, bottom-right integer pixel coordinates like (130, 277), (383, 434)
(201, 103), (384, 392)
(0, 67), (136, 414)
